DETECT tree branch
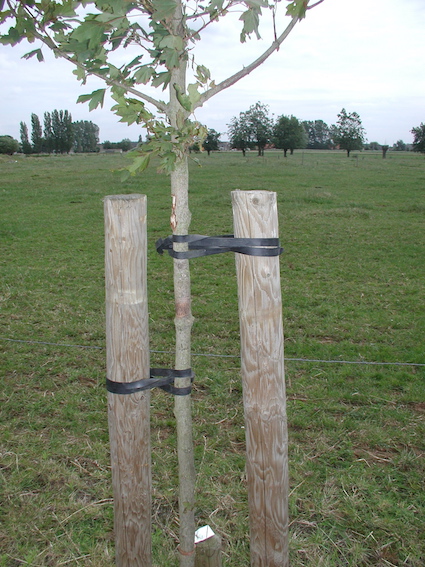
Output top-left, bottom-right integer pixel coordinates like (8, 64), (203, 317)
(195, 15), (298, 109)
(307, 0), (326, 10)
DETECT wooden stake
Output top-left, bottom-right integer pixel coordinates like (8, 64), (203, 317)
(231, 190), (289, 567)
(104, 194), (152, 567)
(195, 535), (222, 567)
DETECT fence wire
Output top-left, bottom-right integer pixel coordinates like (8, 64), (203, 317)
(1, 336), (424, 367)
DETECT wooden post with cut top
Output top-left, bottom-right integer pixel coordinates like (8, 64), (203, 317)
(104, 194), (152, 567)
(232, 190), (289, 567)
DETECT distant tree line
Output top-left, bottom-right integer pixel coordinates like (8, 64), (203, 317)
(19, 110), (99, 154)
(228, 104), (370, 157)
(102, 138), (138, 152)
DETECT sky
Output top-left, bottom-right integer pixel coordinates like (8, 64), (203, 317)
(0, 0), (424, 146)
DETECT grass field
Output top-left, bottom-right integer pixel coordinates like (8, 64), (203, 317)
(1, 149), (424, 566)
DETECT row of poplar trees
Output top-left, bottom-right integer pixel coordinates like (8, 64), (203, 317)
(20, 110), (99, 154)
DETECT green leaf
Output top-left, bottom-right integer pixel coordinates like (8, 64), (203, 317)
(151, 0), (176, 21)
(174, 84), (191, 112)
(134, 65), (155, 84)
(187, 83), (201, 106)
(195, 65), (210, 84)
(77, 88), (106, 111)
(22, 48), (44, 61)
(159, 47), (180, 68)
(286, 0), (308, 19)
(127, 153), (150, 174)
(239, 7), (261, 42)
(72, 66), (86, 82)
(151, 71), (171, 89)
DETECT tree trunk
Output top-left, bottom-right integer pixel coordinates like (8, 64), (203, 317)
(169, 3), (196, 565)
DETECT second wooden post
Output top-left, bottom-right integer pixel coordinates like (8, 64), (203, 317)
(104, 194), (152, 567)
(232, 190), (289, 567)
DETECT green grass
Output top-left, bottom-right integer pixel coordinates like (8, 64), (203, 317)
(1, 150), (424, 566)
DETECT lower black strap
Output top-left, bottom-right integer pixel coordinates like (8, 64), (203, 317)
(156, 234), (283, 259)
(106, 368), (194, 396)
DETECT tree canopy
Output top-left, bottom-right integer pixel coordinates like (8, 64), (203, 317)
(0, 0), (322, 173)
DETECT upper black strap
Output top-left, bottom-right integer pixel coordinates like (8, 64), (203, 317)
(156, 234), (283, 259)
(106, 368), (194, 396)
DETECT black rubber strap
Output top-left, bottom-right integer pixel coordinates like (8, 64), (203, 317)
(156, 234), (283, 259)
(106, 368), (194, 396)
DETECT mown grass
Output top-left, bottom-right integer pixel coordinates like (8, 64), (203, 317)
(0, 150), (424, 566)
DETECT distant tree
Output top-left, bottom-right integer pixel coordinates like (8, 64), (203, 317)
(331, 108), (366, 157)
(43, 112), (54, 154)
(188, 142), (200, 153)
(393, 140), (407, 151)
(303, 119), (331, 149)
(0, 135), (19, 155)
(228, 114), (252, 157)
(31, 113), (43, 153)
(202, 129), (220, 155)
(411, 123), (425, 153)
(73, 120), (100, 152)
(273, 114), (306, 157)
(117, 138), (133, 151)
(245, 102), (273, 156)
(228, 103), (273, 156)
(51, 109), (74, 153)
(19, 121), (32, 154)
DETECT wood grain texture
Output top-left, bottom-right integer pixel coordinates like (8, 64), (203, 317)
(194, 535), (222, 567)
(232, 190), (289, 567)
(104, 195), (152, 567)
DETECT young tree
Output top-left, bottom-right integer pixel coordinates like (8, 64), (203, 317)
(273, 114), (306, 156)
(331, 108), (366, 157)
(19, 121), (32, 154)
(31, 113), (43, 153)
(411, 123), (425, 153)
(1, 0), (324, 564)
(202, 128), (220, 155)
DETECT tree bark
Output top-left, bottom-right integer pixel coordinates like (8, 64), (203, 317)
(169, 3), (196, 565)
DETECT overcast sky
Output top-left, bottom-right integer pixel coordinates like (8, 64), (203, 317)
(1, 0), (424, 145)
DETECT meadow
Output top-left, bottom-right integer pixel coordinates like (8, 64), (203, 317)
(0, 149), (424, 566)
